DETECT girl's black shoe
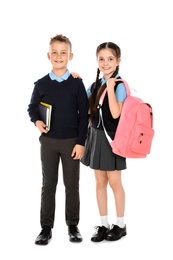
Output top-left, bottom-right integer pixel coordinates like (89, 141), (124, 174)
(91, 226), (109, 242)
(105, 224), (127, 241)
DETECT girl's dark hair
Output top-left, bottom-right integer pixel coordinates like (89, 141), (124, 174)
(89, 42), (121, 117)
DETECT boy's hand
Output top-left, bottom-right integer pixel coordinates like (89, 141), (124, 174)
(35, 120), (48, 133)
(71, 145), (85, 160)
(71, 72), (81, 78)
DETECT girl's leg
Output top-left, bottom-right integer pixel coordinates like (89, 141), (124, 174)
(107, 170), (125, 218)
(105, 170), (127, 241)
(94, 169), (108, 217)
(91, 170), (110, 242)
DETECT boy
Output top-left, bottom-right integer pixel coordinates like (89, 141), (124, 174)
(27, 34), (89, 245)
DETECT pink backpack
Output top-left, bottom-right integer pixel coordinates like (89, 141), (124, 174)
(99, 79), (155, 158)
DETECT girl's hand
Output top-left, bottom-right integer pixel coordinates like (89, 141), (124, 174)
(106, 78), (123, 118)
(106, 78), (116, 91)
(71, 72), (81, 78)
(35, 120), (48, 133)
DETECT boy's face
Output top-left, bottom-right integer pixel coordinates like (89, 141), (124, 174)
(47, 41), (73, 71)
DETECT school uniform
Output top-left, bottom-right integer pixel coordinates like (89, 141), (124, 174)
(81, 75), (127, 171)
(28, 70), (89, 228)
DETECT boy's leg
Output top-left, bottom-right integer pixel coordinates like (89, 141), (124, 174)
(39, 136), (60, 228)
(60, 138), (80, 226)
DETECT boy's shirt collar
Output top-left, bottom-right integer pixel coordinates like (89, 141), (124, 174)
(49, 70), (70, 82)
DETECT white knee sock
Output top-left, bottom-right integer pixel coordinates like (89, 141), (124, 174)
(116, 217), (125, 228)
(100, 216), (110, 229)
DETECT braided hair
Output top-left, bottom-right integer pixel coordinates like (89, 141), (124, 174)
(89, 42), (121, 118)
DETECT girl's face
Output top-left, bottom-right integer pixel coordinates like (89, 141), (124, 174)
(47, 41), (73, 71)
(97, 48), (121, 80)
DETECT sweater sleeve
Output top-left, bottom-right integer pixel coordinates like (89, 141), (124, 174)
(27, 81), (42, 124)
(76, 80), (89, 146)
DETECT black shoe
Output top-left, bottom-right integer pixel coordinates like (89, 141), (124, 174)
(35, 225), (52, 245)
(68, 225), (83, 242)
(91, 226), (109, 242)
(105, 224), (127, 241)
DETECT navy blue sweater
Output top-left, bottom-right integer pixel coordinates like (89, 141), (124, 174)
(27, 74), (89, 146)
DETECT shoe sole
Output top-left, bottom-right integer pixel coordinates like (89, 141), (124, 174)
(91, 236), (106, 242)
(70, 239), (83, 243)
(35, 235), (52, 245)
(91, 239), (104, 242)
(105, 232), (127, 241)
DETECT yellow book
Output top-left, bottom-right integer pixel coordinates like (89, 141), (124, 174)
(38, 102), (52, 131)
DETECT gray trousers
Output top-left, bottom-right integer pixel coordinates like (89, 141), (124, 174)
(39, 135), (80, 228)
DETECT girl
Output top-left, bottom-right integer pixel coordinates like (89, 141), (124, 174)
(81, 42), (127, 242)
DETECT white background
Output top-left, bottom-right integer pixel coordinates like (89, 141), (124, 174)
(1, 0), (173, 259)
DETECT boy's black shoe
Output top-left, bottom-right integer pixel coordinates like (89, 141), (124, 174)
(68, 225), (83, 242)
(105, 224), (127, 241)
(35, 225), (52, 245)
(91, 226), (109, 242)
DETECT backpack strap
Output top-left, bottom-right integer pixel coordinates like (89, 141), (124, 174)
(99, 106), (113, 142)
(99, 79), (131, 106)
(99, 79), (131, 142)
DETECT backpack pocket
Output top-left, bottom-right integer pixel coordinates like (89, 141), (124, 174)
(131, 125), (154, 155)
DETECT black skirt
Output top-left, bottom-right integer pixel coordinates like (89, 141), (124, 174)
(81, 127), (127, 171)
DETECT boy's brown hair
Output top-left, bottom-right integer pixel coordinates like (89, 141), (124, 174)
(49, 34), (72, 52)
